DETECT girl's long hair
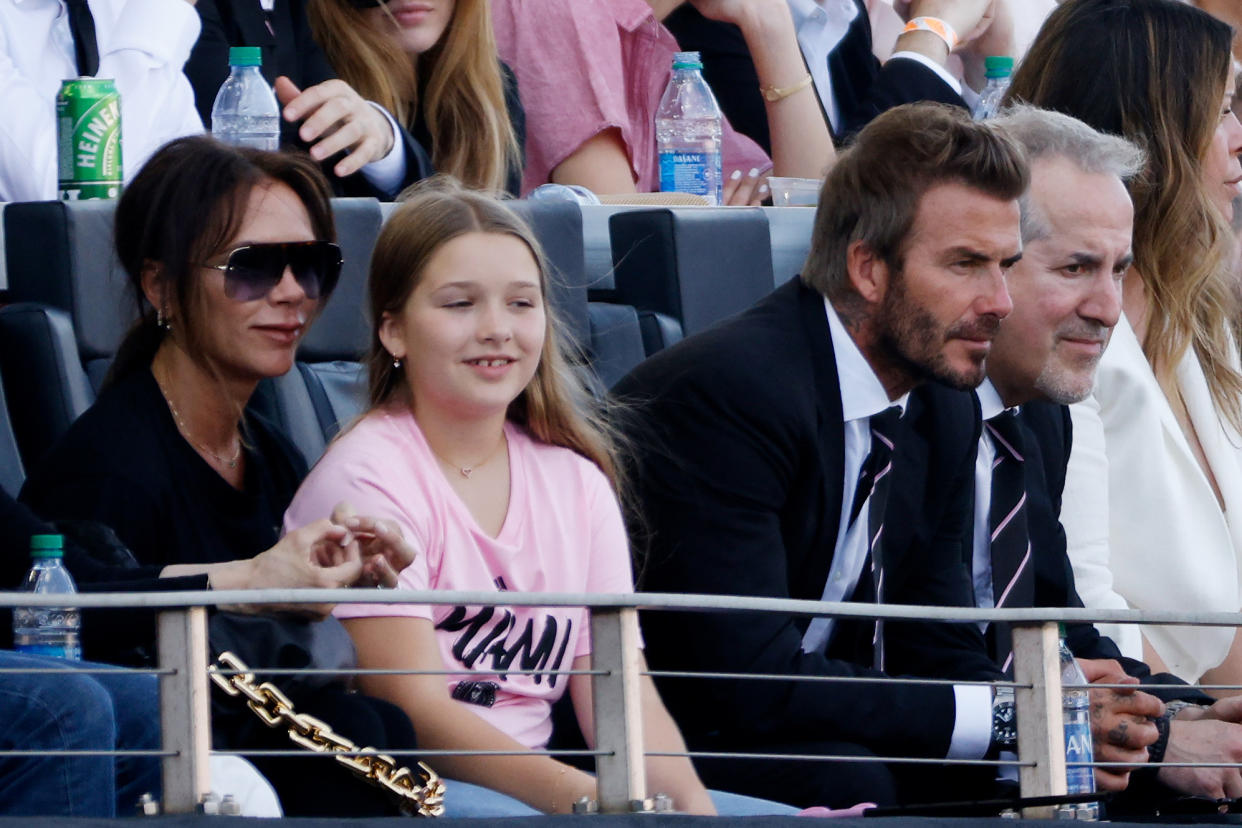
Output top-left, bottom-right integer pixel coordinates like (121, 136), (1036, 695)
(1006, 0), (1242, 432)
(309, 0), (519, 192)
(364, 178), (624, 492)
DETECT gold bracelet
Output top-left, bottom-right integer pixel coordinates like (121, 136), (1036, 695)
(760, 73), (813, 102)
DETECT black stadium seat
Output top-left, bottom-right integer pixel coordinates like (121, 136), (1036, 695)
(0, 367), (26, 499)
(608, 207), (776, 355)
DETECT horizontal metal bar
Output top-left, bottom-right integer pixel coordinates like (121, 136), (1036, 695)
(644, 670), (1031, 689)
(211, 667), (607, 677)
(0, 667), (173, 676)
(0, 750), (174, 757)
(651, 750), (1034, 767)
(2, 589), (1241, 628)
(210, 748), (608, 758)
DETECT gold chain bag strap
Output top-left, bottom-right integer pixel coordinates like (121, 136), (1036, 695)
(209, 651), (446, 816)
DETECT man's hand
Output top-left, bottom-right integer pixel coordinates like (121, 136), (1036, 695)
(329, 501), (416, 588)
(1158, 718), (1242, 800)
(1080, 658), (1164, 791)
(274, 77), (396, 178)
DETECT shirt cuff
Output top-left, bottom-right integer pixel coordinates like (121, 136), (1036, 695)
(886, 51), (963, 97)
(359, 103), (407, 196)
(948, 683), (993, 759)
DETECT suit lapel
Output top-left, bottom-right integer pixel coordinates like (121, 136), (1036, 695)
(790, 279), (847, 601)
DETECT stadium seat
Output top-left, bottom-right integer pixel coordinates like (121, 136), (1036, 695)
(608, 207), (775, 353)
(0, 366), (25, 499)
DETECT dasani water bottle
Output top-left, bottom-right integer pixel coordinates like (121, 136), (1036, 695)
(13, 534), (81, 661)
(656, 51), (724, 205)
(211, 47), (280, 150)
(1059, 625), (1098, 820)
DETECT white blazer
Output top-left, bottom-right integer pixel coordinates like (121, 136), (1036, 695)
(1061, 315), (1242, 683)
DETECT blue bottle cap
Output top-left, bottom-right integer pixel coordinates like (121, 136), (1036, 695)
(984, 55), (1014, 79)
(672, 51), (703, 70)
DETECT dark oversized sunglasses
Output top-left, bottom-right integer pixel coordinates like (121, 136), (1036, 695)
(203, 241), (343, 302)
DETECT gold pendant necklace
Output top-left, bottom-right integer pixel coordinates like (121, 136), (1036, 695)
(153, 371), (242, 470)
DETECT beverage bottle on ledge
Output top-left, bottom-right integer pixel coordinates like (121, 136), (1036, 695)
(13, 534), (81, 661)
(1059, 624), (1098, 820)
(656, 51), (724, 205)
(211, 47), (280, 151)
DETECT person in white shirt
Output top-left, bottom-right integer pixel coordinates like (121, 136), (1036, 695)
(0, 0), (204, 202)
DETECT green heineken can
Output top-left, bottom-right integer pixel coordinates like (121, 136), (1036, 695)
(56, 78), (122, 200)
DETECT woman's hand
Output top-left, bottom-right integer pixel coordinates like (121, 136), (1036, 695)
(723, 167), (770, 206)
(274, 76), (396, 178)
(329, 501), (417, 588)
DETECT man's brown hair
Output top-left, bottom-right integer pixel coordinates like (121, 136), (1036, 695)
(802, 102), (1029, 302)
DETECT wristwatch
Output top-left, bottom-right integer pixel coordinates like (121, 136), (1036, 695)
(991, 686), (1017, 750)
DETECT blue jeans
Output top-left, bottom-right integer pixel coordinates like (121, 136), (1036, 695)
(0, 651), (161, 817)
(439, 779), (795, 817)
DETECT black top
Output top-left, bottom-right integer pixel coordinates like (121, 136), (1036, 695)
(18, 368), (306, 660)
(613, 278), (998, 758)
(184, 0), (434, 197)
(409, 62), (527, 197)
(663, 0), (966, 149)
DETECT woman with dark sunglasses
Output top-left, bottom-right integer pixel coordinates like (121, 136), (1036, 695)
(16, 136), (452, 817)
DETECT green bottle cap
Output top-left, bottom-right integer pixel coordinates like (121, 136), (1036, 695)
(228, 47), (263, 67)
(1057, 621), (1067, 637)
(984, 56), (1014, 79)
(672, 50), (703, 71)
(30, 534), (65, 559)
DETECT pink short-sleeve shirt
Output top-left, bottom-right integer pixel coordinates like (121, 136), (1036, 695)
(284, 410), (636, 750)
(492, 0), (772, 195)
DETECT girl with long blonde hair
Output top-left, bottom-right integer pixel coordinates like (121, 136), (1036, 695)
(285, 181), (796, 813)
(309, 0), (522, 193)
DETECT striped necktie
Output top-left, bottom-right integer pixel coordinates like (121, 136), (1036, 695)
(853, 405), (902, 670)
(986, 410), (1035, 674)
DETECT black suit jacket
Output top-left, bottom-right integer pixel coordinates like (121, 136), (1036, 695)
(184, 0), (432, 197)
(614, 278), (1001, 757)
(663, 0), (966, 150)
(1016, 402), (1209, 704)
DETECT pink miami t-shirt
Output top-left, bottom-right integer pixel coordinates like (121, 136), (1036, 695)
(284, 409), (636, 749)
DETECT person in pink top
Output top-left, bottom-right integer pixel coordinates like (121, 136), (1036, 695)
(490, 0), (835, 203)
(285, 180), (796, 814)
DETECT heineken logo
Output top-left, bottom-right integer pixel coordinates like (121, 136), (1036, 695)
(74, 98), (121, 179)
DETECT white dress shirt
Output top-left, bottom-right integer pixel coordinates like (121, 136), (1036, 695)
(803, 297), (991, 759)
(0, 0), (205, 202)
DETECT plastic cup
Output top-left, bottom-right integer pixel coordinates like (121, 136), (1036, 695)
(768, 176), (821, 207)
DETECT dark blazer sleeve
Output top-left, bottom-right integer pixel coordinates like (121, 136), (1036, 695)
(1021, 403), (1211, 705)
(616, 294), (968, 758)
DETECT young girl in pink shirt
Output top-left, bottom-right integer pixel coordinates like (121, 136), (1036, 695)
(285, 181), (790, 814)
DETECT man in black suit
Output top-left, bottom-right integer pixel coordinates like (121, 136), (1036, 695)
(615, 102), (1026, 807)
(976, 105), (1242, 805)
(183, 0), (431, 197)
(662, 0), (995, 148)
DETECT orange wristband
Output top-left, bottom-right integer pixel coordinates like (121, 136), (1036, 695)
(902, 16), (959, 51)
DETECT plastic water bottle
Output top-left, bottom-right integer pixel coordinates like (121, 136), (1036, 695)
(211, 46), (280, 150)
(656, 51), (724, 205)
(1059, 625), (1098, 819)
(13, 534), (81, 661)
(972, 56), (1014, 121)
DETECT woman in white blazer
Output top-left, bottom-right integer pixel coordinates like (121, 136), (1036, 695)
(1007, 0), (1242, 687)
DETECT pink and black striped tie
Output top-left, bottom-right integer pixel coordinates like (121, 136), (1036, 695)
(986, 410), (1035, 675)
(850, 406), (902, 670)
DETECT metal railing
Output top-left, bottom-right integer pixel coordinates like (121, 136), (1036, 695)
(0, 588), (1236, 818)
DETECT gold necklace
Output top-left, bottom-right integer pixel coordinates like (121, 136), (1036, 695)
(430, 434), (506, 479)
(153, 371), (242, 470)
